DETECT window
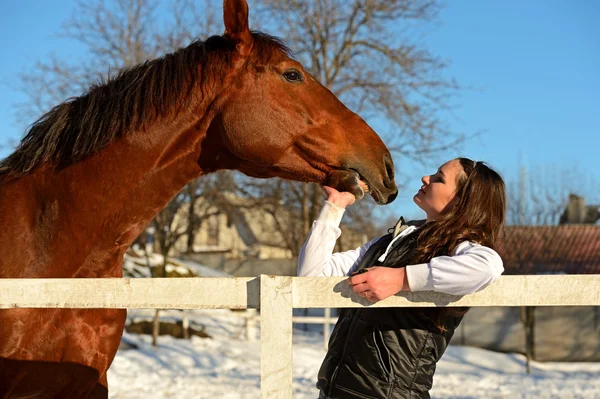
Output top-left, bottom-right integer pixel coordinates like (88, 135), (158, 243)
(207, 216), (219, 246)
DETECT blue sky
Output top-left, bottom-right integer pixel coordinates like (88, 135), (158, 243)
(0, 0), (598, 220)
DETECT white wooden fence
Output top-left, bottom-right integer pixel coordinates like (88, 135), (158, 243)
(1, 275), (599, 398)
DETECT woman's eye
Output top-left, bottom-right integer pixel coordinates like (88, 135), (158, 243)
(283, 70), (303, 82)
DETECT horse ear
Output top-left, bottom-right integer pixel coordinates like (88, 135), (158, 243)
(223, 0), (253, 57)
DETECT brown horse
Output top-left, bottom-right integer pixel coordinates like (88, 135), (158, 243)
(0, 0), (397, 397)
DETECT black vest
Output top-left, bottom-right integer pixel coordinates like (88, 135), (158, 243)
(317, 219), (465, 399)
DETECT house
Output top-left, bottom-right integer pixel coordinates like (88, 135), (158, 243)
(495, 193), (600, 274)
(559, 193), (600, 224)
(170, 193), (295, 260)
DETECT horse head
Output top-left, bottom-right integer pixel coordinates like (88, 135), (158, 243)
(208, 0), (398, 205)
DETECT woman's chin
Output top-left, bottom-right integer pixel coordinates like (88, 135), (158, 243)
(413, 196), (426, 211)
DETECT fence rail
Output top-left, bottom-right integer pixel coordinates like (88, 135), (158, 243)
(1, 274), (599, 398)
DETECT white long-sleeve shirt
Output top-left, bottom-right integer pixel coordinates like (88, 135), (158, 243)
(297, 202), (504, 296)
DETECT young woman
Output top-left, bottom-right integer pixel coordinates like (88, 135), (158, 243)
(298, 158), (506, 399)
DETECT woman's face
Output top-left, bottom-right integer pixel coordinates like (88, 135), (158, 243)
(413, 159), (464, 221)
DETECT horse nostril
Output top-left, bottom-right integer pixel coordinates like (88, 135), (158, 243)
(383, 154), (395, 188)
(384, 154), (394, 179)
(386, 191), (398, 204)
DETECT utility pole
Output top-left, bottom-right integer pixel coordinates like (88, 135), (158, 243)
(519, 165), (526, 225)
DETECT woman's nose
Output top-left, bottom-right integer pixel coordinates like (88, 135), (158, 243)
(421, 175), (428, 185)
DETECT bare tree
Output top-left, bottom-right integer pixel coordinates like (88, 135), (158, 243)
(235, 179), (317, 257)
(232, 174), (380, 256)
(180, 172), (237, 254)
(506, 164), (600, 226)
(14, 0), (219, 125)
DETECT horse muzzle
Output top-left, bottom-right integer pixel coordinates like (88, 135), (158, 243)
(324, 170), (397, 205)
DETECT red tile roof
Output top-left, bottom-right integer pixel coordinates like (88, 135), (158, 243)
(496, 225), (600, 275)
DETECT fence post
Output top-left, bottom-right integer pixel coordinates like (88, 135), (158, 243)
(260, 275), (293, 399)
(182, 310), (189, 340)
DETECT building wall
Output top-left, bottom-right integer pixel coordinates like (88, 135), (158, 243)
(453, 306), (600, 361)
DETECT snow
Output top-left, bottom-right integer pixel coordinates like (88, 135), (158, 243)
(123, 250), (232, 278)
(108, 309), (600, 399)
(172, 258), (232, 277)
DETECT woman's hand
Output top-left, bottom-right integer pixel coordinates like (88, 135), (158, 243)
(347, 266), (410, 302)
(321, 186), (356, 208)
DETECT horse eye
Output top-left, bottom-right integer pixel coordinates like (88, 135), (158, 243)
(283, 70), (303, 83)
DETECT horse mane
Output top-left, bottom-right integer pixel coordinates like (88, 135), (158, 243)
(0, 32), (291, 179)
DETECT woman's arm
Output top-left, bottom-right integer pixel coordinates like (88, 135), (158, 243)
(297, 201), (381, 277)
(348, 241), (503, 300)
(405, 241), (504, 296)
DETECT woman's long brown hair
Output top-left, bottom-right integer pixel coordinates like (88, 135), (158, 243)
(414, 158), (506, 331)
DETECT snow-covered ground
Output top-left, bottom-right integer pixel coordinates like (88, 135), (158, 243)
(107, 309), (600, 398)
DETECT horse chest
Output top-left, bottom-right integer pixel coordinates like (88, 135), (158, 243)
(1, 308), (126, 360)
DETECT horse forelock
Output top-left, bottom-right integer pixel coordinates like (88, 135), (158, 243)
(0, 32), (290, 180)
(250, 31), (293, 62)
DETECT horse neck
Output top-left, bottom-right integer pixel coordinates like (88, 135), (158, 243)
(1, 98), (225, 278)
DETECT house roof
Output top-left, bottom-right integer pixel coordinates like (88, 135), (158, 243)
(496, 225), (600, 275)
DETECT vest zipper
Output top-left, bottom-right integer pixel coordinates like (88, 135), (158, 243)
(373, 326), (392, 377)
